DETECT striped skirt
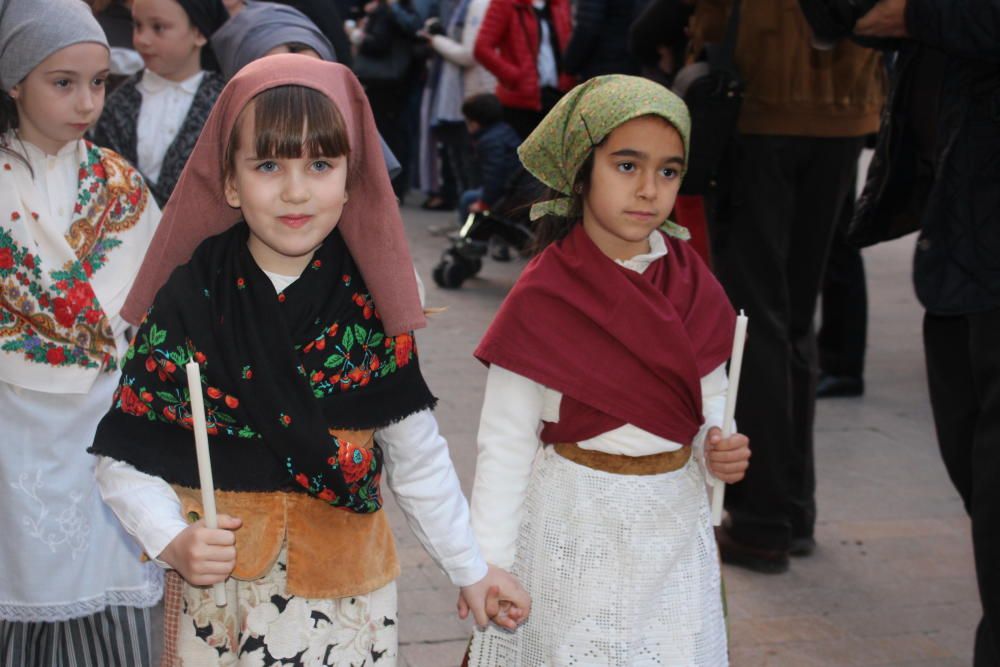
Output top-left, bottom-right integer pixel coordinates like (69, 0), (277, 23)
(0, 605), (152, 667)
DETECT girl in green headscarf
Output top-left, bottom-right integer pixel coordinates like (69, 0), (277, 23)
(465, 75), (750, 665)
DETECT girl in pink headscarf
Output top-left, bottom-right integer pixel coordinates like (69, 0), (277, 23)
(90, 55), (528, 665)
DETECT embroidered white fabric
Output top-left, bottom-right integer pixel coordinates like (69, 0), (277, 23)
(468, 448), (727, 667)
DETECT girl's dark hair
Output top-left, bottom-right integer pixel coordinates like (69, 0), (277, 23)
(0, 90), (30, 171)
(529, 152), (595, 256)
(224, 85), (351, 183)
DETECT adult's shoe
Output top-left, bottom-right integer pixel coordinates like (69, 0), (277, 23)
(789, 535), (817, 557)
(715, 524), (790, 574)
(816, 374), (864, 398)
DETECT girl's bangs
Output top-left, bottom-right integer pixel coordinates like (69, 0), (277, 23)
(250, 85), (350, 160)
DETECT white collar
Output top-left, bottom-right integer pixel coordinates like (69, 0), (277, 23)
(615, 230), (669, 273)
(15, 132), (79, 162)
(137, 68), (204, 95)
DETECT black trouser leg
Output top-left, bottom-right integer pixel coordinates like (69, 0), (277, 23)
(924, 310), (1000, 667)
(710, 135), (863, 550)
(818, 178), (868, 379)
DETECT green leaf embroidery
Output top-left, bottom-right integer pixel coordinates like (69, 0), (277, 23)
(324, 353), (345, 368)
(156, 390), (178, 404)
(149, 324), (167, 346)
(342, 327), (355, 352)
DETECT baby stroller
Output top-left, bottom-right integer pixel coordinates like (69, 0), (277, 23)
(432, 167), (546, 289)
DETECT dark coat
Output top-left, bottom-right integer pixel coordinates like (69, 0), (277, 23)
(852, 0), (1000, 315)
(562, 0), (641, 80)
(90, 72), (225, 209)
(473, 122), (522, 206)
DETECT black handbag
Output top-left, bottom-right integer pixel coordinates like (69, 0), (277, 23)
(353, 37), (413, 84)
(672, 0), (743, 196)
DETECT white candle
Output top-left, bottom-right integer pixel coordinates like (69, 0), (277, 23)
(711, 310), (748, 527)
(185, 361), (228, 607)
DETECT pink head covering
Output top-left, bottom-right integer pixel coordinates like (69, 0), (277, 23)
(120, 54), (425, 335)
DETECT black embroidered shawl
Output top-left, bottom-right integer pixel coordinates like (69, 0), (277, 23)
(89, 71), (225, 208)
(90, 224), (436, 513)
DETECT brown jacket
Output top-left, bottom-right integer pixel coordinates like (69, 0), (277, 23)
(690, 0), (885, 137)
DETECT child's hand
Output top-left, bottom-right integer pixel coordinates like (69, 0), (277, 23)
(158, 514), (242, 586)
(705, 427), (750, 483)
(457, 564), (531, 630)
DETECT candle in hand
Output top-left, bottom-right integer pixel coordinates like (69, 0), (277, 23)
(711, 310), (748, 527)
(185, 360), (228, 607)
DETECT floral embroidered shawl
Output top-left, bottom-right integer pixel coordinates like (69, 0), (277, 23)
(0, 135), (155, 394)
(90, 224), (436, 513)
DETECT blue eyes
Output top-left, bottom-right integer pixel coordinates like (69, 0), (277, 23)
(254, 160), (334, 173)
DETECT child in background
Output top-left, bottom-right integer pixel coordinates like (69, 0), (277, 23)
(466, 75), (751, 666)
(0, 1), (162, 663)
(449, 93), (521, 233)
(90, 0), (228, 208)
(209, 1), (335, 80)
(89, 56), (529, 665)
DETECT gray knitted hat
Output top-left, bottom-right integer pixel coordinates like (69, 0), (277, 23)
(0, 0), (109, 90)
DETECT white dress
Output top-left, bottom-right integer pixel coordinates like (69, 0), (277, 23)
(0, 137), (162, 623)
(468, 232), (730, 666)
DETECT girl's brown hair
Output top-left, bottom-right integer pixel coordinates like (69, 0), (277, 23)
(223, 85), (350, 183)
(528, 152), (595, 256)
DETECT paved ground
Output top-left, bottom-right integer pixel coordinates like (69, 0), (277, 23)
(389, 202), (979, 667)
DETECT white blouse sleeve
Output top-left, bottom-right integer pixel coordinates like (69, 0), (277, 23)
(470, 364), (545, 569)
(693, 363), (730, 480)
(378, 409), (489, 588)
(95, 456), (188, 567)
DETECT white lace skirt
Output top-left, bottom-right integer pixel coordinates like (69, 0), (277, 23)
(469, 447), (727, 667)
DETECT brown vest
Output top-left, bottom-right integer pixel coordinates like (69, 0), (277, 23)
(172, 428), (399, 599)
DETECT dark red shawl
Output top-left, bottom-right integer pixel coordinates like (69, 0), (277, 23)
(475, 224), (735, 445)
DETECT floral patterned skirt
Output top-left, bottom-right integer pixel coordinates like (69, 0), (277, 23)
(173, 545), (397, 666)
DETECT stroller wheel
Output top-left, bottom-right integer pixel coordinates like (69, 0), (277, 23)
(432, 253), (479, 289)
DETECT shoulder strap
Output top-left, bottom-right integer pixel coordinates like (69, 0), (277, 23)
(710, 0), (742, 73)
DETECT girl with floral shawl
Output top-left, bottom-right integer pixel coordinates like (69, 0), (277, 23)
(0, 0), (162, 663)
(89, 55), (528, 665)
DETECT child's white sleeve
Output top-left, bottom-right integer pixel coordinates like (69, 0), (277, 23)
(378, 410), (489, 588)
(470, 364), (544, 570)
(694, 363), (730, 480)
(95, 457), (188, 567)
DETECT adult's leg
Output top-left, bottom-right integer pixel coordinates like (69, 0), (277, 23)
(501, 106), (543, 141)
(711, 135), (861, 556)
(924, 310), (1000, 666)
(818, 175), (868, 384)
(786, 137), (864, 543)
(710, 134), (798, 555)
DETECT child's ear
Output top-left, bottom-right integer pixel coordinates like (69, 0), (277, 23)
(193, 30), (208, 49)
(224, 175), (241, 209)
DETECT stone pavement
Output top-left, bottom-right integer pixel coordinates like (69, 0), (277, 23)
(390, 203), (979, 667)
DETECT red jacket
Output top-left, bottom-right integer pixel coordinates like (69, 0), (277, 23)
(473, 0), (575, 111)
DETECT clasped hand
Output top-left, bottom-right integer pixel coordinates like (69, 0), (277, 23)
(705, 426), (751, 483)
(458, 564), (531, 631)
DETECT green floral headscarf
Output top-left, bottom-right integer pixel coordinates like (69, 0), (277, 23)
(519, 75), (692, 238)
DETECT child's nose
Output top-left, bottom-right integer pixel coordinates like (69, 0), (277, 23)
(636, 170), (657, 199)
(77, 88), (98, 114)
(281, 174), (309, 202)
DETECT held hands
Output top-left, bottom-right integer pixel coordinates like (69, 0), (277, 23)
(158, 514), (242, 586)
(705, 427), (750, 484)
(457, 564), (531, 631)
